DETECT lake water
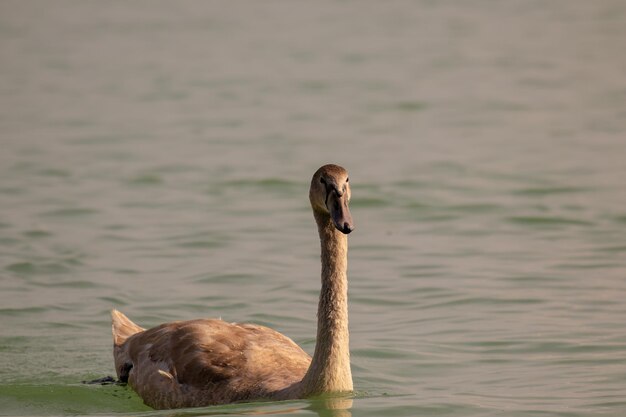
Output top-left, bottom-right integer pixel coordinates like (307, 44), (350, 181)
(1, 1), (626, 416)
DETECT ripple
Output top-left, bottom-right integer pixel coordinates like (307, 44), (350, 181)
(350, 197), (389, 208)
(0, 237), (20, 246)
(0, 306), (48, 316)
(0, 336), (28, 349)
(445, 203), (503, 213)
(503, 275), (566, 283)
(6, 261), (71, 275)
(613, 215), (626, 224)
(223, 178), (300, 192)
(177, 240), (225, 249)
(419, 296), (544, 310)
(506, 216), (593, 227)
(127, 173), (164, 186)
(40, 208), (98, 217)
(595, 245), (626, 253)
(163, 230), (229, 250)
(37, 168), (71, 178)
(192, 273), (253, 284)
(22, 229), (53, 238)
(554, 262), (623, 270)
(32, 280), (103, 289)
(351, 296), (415, 307)
(393, 101), (429, 112)
(352, 347), (415, 359)
(248, 312), (307, 327)
(44, 321), (83, 329)
(513, 186), (590, 196)
(98, 296), (128, 306)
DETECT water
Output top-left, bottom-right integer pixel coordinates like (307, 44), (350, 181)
(1, 1), (626, 416)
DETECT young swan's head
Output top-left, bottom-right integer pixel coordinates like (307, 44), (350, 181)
(310, 164), (354, 234)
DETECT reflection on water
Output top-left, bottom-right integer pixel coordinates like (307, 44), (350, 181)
(308, 396), (353, 417)
(1, 0), (626, 416)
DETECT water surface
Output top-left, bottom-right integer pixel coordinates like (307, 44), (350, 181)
(1, 1), (626, 416)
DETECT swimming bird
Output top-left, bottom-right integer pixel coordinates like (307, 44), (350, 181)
(111, 164), (354, 409)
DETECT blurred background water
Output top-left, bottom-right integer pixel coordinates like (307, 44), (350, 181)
(1, 1), (626, 416)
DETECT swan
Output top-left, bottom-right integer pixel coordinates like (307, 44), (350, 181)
(110, 164), (354, 409)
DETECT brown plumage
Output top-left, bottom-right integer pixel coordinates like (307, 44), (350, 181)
(111, 164), (354, 409)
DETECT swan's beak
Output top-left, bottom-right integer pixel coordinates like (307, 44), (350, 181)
(327, 191), (354, 234)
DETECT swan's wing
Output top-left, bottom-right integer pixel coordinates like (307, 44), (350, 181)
(122, 319), (311, 408)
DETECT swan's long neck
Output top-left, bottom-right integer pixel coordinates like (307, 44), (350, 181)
(301, 211), (353, 395)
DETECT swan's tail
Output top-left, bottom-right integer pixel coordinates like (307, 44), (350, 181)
(111, 309), (144, 383)
(111, 309), (144, 346)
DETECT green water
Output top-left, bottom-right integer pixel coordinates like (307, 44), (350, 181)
(1, 1), (626, 416)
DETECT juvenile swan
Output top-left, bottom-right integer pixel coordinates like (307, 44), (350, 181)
(111, 164), (354, 409)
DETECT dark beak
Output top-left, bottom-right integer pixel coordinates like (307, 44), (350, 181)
(327, 191), (354, 234)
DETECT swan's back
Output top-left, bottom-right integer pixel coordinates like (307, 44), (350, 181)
(112, 311), (311, 408)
